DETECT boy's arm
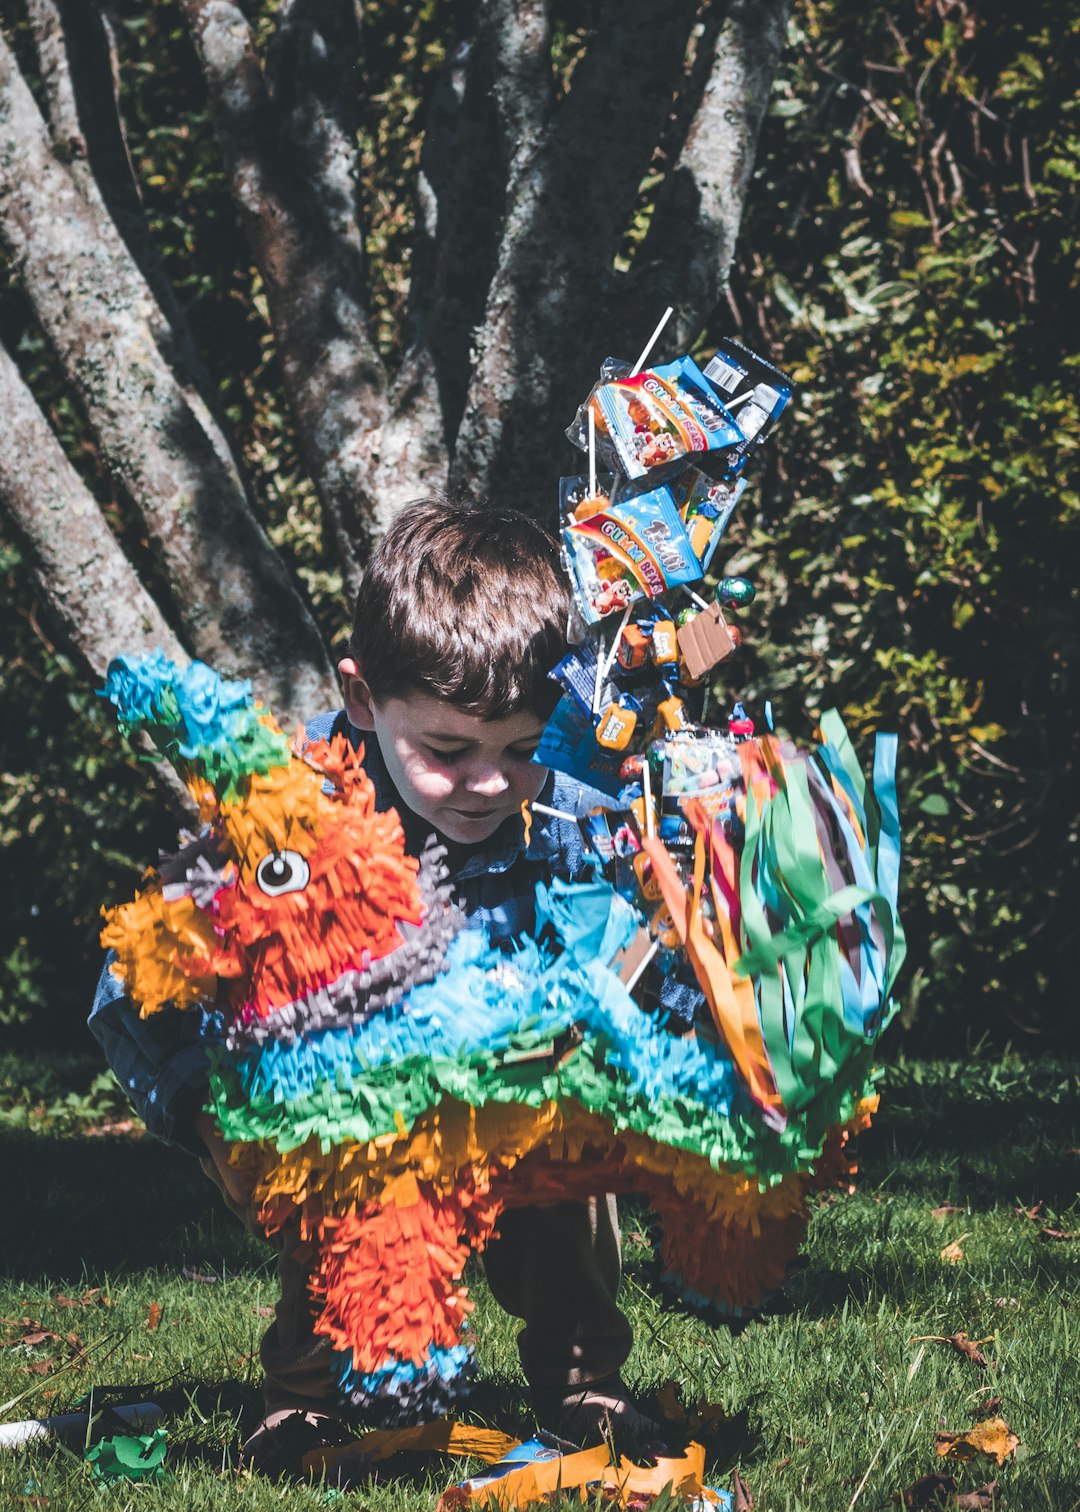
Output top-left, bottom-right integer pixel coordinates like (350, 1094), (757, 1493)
(87, 955), (219, 1155)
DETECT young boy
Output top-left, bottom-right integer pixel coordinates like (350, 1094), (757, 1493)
(89, 498), (662, 1475)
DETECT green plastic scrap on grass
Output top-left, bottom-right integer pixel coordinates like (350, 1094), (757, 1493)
(85, 1427), (169, 1487)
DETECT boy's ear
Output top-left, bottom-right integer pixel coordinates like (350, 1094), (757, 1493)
(337, 657), (376, 731)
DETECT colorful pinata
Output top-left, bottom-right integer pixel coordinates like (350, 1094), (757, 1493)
(100, 642), (903, 1422)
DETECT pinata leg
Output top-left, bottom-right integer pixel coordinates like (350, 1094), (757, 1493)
(652, 1187), (811, 1319)
(308, 1180), (500, 1420)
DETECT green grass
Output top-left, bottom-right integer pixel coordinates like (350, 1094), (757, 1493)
(1, 1051), (1077, 1510)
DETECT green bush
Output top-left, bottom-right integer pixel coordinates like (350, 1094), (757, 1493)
(719, 0), (1079, 1043)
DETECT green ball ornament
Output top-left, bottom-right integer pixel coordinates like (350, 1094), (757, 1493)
(676, 607), (698, 627)
(715, 575), (756, 607)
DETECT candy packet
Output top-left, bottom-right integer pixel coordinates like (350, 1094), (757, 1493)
(560, 471), (618, 523)
(702, 337), (795, 474)
(533, 695), (624, 798)
(561, 485), (703, 625)
(567, 356), (744, 481)
(658, 731), (742, 855)
(674, 471), (747, 572)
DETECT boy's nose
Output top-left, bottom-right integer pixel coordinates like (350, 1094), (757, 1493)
(464, 765), (510, 797)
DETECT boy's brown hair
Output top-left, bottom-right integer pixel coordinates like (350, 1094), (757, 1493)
(348, 497), (570, 719)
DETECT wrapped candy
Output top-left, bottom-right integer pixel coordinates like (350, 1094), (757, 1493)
(561, 486), (703, 626)
(567, 356), (744, 480)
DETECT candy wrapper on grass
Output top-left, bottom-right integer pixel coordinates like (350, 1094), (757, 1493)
(85, 1428), (168, 1487)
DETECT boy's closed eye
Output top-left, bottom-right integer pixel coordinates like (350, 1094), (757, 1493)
(424, 741), (540, 763)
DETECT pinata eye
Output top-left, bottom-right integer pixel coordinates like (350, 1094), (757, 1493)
(255, 849), (310, 896)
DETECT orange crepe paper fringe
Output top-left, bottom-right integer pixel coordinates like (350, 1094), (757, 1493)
(241, 1095), (877, 1321)
(310, 1179), (501, 1375)
(101, 737), (423, 1021)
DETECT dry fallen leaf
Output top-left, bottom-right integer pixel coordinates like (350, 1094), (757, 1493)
(940, 1235), (970, 1264)
(181, 1265), (219, 1284)
(1038, 1226), (1079, 1241)
(892, 1471), (958, 1507)
(21, 1360), (53, 1376)
(949, 1332), (994, 1369)
(931, 1205), (965, 1219)
(1014, 1202), (1043, 1223)
(973, 1395), (1003, 1420)
(935, 1417), (1019, 1466)
(252, 1305), (275, 1319)
(731, 1467), (754, 1511)
(952, 1482), (998, 1508)
(910, 1333), (994, 1369)
(0, 1319), (61, 1348)
(146, 1301), (162, 1331)
(54, 1287), (111, 1309)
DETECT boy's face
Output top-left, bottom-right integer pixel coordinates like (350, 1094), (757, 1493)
(339, 661), (548, 845)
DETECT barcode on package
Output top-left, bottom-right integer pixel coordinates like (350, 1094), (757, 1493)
(704, 354), (746, 393)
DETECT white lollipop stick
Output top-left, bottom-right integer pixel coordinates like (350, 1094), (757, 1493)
(630, 306), (674, 377)
(531, 801), (581, 824)
(602, 602), (633, 678)
(592, 640), (607, 715)
(624, 936), (659, 993)
(588, 407), (597, 497)
(642, 757), (655, 839)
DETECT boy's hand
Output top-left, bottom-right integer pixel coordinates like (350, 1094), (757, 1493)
(194, 1108), (256, 1209)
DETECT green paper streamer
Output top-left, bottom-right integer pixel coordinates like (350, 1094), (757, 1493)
(85, 1428), (169, 1487)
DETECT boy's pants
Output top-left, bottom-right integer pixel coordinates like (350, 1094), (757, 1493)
(201, 1151), (633, 1411)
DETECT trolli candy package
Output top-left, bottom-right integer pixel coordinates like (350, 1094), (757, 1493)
(561, 485), (703, 625)
(702, 337), (795, 475)
(674, 471), (748, 573)
(569, 356), (744, 480)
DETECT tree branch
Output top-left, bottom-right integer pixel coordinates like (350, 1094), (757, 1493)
(269, 0), (365, 255)
(24, 0), (250, 489)
(0, 32), (335, 724)
(451, 0), (699, 511)
(179, 0), (390, 588)
(371, 23), (504, 518)
(0, 337), (185, 675)
(633, 0), (794, 348)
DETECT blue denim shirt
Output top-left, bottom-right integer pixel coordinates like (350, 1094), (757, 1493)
(88, 712), (603, 1153)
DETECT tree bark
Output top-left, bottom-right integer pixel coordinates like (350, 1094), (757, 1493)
(634, 0), (794, 349)
(180, 0), (390, 593)
(26, 0), (250, 490)
(451, 0), (701, 516)
(0, 32), (335, 725)
(0, 338), (185, 674)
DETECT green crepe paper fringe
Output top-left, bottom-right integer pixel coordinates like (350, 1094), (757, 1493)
(85, 1429), (169, 1487)
(209, 1030), (880, 1185)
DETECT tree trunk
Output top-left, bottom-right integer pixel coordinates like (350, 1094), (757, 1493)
(0, 33), (334, 725)
(0, 0), (794, 706)
(0, 338), (185, 674)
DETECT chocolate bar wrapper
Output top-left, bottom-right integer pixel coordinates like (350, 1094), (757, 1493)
(703, 337), (795, 474)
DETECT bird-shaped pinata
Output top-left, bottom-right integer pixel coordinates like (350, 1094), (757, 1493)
(100, 650), (903, 1421)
